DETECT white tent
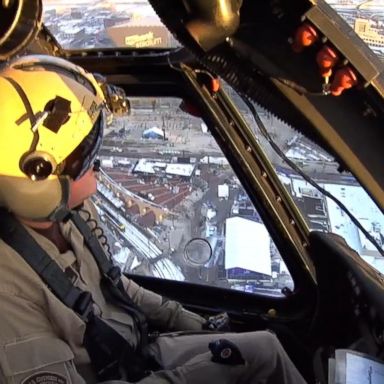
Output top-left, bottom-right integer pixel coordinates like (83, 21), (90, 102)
(142, 126), (164, 139)
(101, 158), (114, 168)
(134, 159), (166, 174)
(218, 184), (229, 199)
(165, 163), (195, 177)
(225, 217), (272, 276)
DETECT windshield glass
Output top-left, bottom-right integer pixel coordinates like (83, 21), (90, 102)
(326, 0), (384, 60)
(93, 97), (294, 296)
(42, 0), (180, 49)
(224, 86), (384, 274)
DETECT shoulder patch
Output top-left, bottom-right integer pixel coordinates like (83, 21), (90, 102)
(21, 372), (67, 384)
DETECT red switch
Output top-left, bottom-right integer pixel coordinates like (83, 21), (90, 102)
(316, 45), (339, 79)
(211, 78), (220, 93)
(292, 23), (319, 53)
(330, 67), (358, 96)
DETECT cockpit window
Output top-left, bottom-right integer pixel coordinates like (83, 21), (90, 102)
(224, 85), (384, 274)
(42, 0), (180, 50)
(326, 0), (384, 61)
(94, 97), (295, 297)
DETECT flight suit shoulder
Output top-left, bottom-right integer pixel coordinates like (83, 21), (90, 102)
(0, 333), (85, 384)
(0, 239), (48, 302)
(0, 292), (87, 384)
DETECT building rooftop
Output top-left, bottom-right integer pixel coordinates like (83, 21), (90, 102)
(225, 217), (272, 276)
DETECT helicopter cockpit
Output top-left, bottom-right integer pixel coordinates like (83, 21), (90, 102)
(1, 1), (384, 383)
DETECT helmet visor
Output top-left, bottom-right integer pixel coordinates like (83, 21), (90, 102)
(59, 110), (104, 180)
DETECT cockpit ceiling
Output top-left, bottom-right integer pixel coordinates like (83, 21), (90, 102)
(42, 0), (384, 62)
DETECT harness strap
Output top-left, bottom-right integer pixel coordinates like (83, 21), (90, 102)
(0, 209), (152, 381)
(84, 312), (151, 382)
(71, 211), (149, 348)
(0, 209), (91, 318)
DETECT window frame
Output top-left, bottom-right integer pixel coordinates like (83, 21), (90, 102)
(71, 51), (317, 302)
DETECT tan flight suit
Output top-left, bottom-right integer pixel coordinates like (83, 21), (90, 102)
(0, 202), (307, 384)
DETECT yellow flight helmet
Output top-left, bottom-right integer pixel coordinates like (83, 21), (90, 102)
(0, 55), (106, 221)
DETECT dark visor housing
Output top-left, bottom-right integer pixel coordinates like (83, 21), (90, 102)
(60, 110), (104, 181)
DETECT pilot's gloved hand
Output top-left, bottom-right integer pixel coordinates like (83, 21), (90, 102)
(203, 312), (230, 332)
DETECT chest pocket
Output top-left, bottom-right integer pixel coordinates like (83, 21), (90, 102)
(0, 335), (84, 384)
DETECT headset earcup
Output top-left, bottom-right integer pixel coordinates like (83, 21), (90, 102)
(0, 175), (69, 220)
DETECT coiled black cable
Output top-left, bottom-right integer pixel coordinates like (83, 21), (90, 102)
(79, 207), (112, 258)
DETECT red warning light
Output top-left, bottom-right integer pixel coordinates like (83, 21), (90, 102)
(316, 45), (339, 78)
(330, 67), (358, 96)
(292, 23), (319, 53)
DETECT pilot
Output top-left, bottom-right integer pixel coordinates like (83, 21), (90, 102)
(0, 55), (307, 384)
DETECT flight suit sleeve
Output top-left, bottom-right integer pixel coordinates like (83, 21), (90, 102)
(121, 275), (205, 331)
(0, 293), (87, 384)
